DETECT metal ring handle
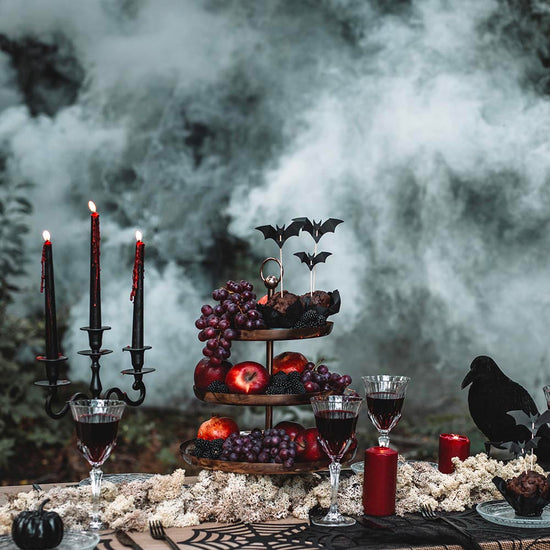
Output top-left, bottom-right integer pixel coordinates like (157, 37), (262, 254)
(260, 257), (283, 290)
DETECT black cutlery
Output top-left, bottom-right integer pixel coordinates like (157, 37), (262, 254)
(115, 529), (144, 550)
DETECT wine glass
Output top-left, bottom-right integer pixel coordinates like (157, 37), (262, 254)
(310, 394), (363, 527)
(362, 375), (409, 447)
(69, 399), (125, 530)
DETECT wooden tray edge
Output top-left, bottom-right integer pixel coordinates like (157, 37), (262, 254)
(180, 440), (330, 475)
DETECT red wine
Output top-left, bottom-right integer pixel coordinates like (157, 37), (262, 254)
(76, 413), (120, 466)
(366, 392), (404, 431)
(315, 410), (358, 457)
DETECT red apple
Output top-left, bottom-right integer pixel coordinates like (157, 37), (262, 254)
(194, 358), (232, 390)
(225, 361), (270, 394)
(273, 351), (309, 375)
(274, 421), (305, 441)
(295, 428), (326, 462)
(197, 415), (239, 441)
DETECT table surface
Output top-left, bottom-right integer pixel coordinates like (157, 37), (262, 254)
(2, 479), (550, 550)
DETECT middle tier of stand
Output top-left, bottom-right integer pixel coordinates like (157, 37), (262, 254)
(186, 321), (335, 474)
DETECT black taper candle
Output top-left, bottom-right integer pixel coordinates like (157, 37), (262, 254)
(41, 232), (59, 360)
(131, 231), (144, 349)
(89, 201), (101, 331)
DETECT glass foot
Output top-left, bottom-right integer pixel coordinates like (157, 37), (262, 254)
(89, 518), (104, 530)
(311, 511), (356, 527)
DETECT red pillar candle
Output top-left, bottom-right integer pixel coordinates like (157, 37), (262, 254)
(438, 433), (470, 473)
(363, 446), (398, 516)
(41, 231), (59, 360)
(88, 201), (101, 330)
(130, 230), (145, 349)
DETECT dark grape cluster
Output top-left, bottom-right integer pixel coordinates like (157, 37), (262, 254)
(301, 362), (352, 393)
(192, 438), (225, 459)
(207, 380), (230, 393)
(293, 309), (327, 329)
(220, 428), (297, 467)
(266, 371), (306, 395)
(195, 280), (265, 365)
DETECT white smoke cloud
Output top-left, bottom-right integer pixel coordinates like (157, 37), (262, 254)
(1, 0), (550, 414)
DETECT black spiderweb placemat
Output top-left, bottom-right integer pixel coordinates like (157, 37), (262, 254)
(174, 508), (550, 550)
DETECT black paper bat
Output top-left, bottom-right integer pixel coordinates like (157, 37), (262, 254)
(294, 251), (332, 270)
(255, 220), (304, 248)
(507, 409), (550, 436)
(293, 217), (343, 243)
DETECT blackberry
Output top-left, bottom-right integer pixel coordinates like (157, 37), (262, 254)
(288, 379), (306, 394)
(293, 310), (326, 328)
(271, 371), (288, 383)
(191, 438), (210, 457)
(192, 438), (225, 458)
(207, 380), (230, 393)
(266, 384), (287, 395)
(204, 438), (224, 459)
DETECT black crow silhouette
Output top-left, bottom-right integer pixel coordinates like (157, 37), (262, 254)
(462, 355), (550, 465)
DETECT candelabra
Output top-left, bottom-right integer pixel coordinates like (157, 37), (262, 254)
(35, 322), (153, 419)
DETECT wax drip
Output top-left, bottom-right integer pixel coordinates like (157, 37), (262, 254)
(91, 212), (101, 306)
(40, 241), (47, 293)
(131, 242), (144, 301)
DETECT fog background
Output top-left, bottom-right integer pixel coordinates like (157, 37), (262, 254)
(2, 0), (550, 413)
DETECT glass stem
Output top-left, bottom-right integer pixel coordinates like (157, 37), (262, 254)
(378, 431), (390, 447)
(89, 467), (103, 529)
(328, 460), (341, 516)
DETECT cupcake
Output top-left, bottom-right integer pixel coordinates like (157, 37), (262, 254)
(493, 470), (550, 517)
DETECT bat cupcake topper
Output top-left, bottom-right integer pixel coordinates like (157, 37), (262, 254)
(293, 217), (343, 295)
(293, 217), (343, 243)
(256, 220), (304, 295)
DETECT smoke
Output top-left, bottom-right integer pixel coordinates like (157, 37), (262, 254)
(2, 0), (550, 413)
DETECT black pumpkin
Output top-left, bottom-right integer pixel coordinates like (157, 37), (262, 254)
(11, 498), (64, 550)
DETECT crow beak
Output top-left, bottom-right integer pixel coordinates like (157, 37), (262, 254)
(461, 370), (475, 389)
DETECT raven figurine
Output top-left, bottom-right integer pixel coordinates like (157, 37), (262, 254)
(462, 355), (550, 464)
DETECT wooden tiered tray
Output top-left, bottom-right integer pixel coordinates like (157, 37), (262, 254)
(180, 440), (330, 475)
(235, 322), (333, 341)
(193, 386), (321, 405)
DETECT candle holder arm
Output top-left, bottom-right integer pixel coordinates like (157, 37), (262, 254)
(104, 345), (154, 406)
(44, 388), (88, 419)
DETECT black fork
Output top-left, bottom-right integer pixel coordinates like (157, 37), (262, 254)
(420, 504), (482, 550)
(149, 520), (180, 550)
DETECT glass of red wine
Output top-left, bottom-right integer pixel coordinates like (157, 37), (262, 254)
(362, 375), (410, 447)
(69, 399), (125, 530)
(310, 394), (363, 527)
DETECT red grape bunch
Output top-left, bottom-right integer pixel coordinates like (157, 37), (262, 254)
(301, 362), (352, 394)
(195, 280), (265, 365)
(220, 428), (297, 468)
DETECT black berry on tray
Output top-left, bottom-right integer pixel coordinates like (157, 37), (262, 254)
(191, 438), (225, 459)
(293, 309), (326, 328)
(266, 371), (306, 395)
(206, 380), (230, 393)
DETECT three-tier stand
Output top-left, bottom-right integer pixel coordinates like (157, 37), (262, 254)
(180, 258), (335, 475)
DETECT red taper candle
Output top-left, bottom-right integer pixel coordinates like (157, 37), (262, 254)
(88, 201), (101, 330)
(363, 446), (398, 516)
(41, 231), (59, 360)
(130, 230), (145, 349)
(438, 433), (470, 473)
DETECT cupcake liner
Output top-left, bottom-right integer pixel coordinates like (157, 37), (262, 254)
(493, 475), (550, 517)
(258, 290), (340, 329)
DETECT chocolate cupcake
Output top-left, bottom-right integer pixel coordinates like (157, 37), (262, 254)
(493, 470), (550, 517)
(257, 291), (304, 328)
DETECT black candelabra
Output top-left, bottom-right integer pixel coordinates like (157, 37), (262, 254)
(35, 321), (154, 419)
